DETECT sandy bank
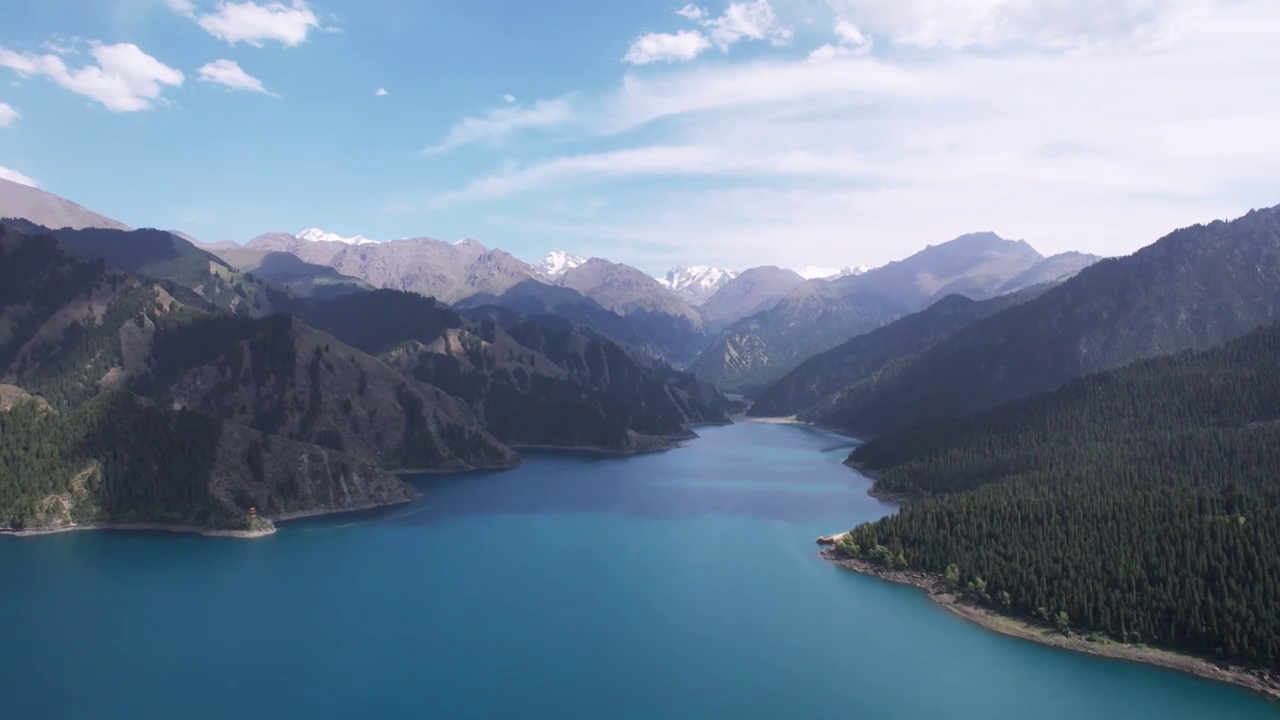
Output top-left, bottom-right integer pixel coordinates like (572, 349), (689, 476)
(822, 549), (1280, 702)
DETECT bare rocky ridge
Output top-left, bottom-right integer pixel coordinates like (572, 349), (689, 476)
(0, 177), (130, 232)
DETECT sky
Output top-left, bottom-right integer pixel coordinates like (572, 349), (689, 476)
(1, 0), (1279, 274)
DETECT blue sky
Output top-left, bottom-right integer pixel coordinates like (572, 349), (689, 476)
(2, 0), (1279, 274)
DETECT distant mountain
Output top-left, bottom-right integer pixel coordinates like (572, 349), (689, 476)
(557, 258), (708, 365)
(246, 232), (541, 304)
(816, 205), (1280, 437)
(692, 232), (1044, 393)
(455, 280), (654, 354)
(749, 287), (1049, 418)
(537, 251), (586, 278)
(657, 266), (738, 306)
(296, 227), (375, 246)
(0, 177), (130, 232)
(797, 265), (872, 280)
(699, 266), (805, 334)
(213, 246), (373, 299)
(294, 289), (730, 453)
(997, 251), (1102, 293)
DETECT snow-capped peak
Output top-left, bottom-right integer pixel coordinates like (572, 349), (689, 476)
(656, 265), (738, 305)
(538, 250), (586, 277)
(296, 228), (376, 245)
(797, 264), (872, 280)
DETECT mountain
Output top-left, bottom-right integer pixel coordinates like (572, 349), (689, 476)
(455, 280), (653, 353)
(296, 227), (375, 246)
(749, 286), (1049, 418)
(0, 223), (518, 532)
(698, 266), (805, 334)
(691, 233), (1044, 393)
(246, 232), (540, 304)
(213, 246), (373, 299)
(997, 251), (1101, 293)
(537, 251), (586, 278)
(798, 265), (872, 280)
(557, 258), (709, 365)
(0, 177), (130, 232)
(293, 289), (730, 453)
(837, 320), (1280, 673)
(817, 205), (1280, 437)
(657, 265), (738, 306)
(6, 221), (285, 318)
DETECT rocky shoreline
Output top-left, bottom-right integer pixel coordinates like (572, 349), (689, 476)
(822, 548), (1280, 702)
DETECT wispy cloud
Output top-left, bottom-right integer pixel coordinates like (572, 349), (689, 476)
(0, 165), (38, 187)
(197, 59), (275, 95)
(0, 102), (17, 127)
(503, 93), (516, 103)
(169, 0), (325, 47)
(423, 97), (574, 155)
(375, 87), (389, 97)
(420, 0), (1280, 268)
(623, 0), (791, 65)
(0, 42), (183, 112)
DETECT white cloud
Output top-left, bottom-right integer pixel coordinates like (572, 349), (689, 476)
(676, 5), (706, 21)
(624, 0), (791, 65)
(375, 87), (389, 97)
(701, 0), (793, 49)
(823, 0), (1208, 49)
(197, 59), (274, 94)
(424, 98), (574, 155)
(172, 0), (322, 47)
(0, 42), (183, 112)
(0, 165), (38, 187)
(810, 19), (872, 59)
(0, 102), (17, 127)
(624, 30), (713, 65)
(422, 0), (1280, 269)
(503, 93), (516, 103)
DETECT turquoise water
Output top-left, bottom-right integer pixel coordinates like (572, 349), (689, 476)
(1, 422), (1274, 719)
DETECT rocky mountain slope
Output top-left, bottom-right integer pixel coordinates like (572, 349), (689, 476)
(0, 177), (130, 232)
(657, 265), (738, 306)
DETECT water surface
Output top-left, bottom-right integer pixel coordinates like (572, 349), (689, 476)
(1, 423), (1273, 719)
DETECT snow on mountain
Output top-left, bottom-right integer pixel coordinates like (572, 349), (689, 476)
(797, 265), (872, 280)
(657, 265), (738, 305)
(538, 250), (587, 277)
(297, 227), (376, 245)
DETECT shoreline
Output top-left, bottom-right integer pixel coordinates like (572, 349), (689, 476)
(1, 521), (276, 539)
(822, 549), (1280, 702)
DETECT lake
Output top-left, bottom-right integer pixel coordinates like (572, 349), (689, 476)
(1, 422), (1274, 719)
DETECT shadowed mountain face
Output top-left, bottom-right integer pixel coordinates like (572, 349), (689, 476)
(293, 289), (731, 454)
(815, 205), (1280, 437)
(3, 220), (288, 318)
(0, 178), (130, 232)
(998, 251), (1102, 294)
(691, 233), (1046, 394)
(749, 286), (1051, 419)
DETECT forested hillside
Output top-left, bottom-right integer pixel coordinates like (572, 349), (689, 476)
(815, 205), (1280, 436)
(837, 321), (1280, 669)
